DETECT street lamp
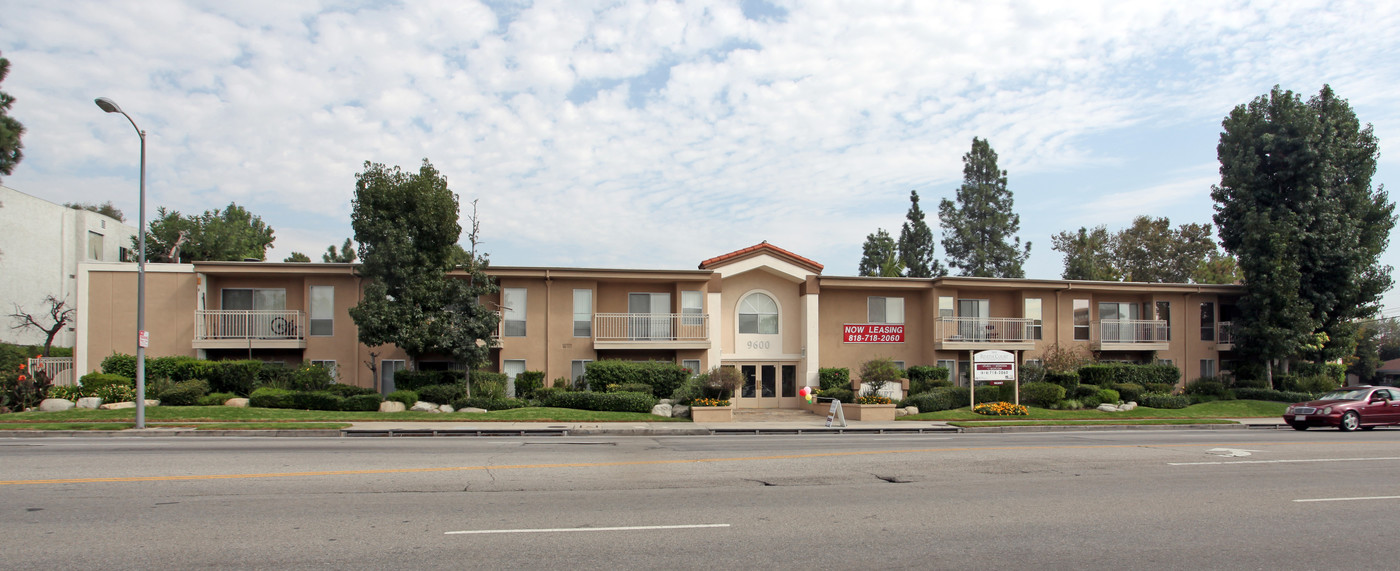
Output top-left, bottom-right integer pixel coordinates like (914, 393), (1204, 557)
(94, 97), (147, 429)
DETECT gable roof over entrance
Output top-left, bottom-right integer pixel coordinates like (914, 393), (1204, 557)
(699, 241), (824, 274)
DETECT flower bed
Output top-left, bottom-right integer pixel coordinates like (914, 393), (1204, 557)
(973, 401), (1029, 416)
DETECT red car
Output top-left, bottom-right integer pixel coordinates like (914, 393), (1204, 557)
(1284, 386), (1400, 431)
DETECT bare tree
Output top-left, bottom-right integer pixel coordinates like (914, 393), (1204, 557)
(10, 295), (75, 355)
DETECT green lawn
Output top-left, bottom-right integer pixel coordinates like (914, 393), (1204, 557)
(898, 399), (1287, 422)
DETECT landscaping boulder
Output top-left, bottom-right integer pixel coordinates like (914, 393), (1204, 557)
(439, 404), (454, 413)
(457, 407), (487, 413)
(410, 401), (439, 412)
(39, 398), (75, 412)
(651, 403), (673, 417)
(659, 399), (677, 406)
(76, 397), (104, 409)
(224, 398), (250, 408)
(895, 407), (909, 417)
(1097, 403), (1121, 412)
(672, 404), (690, 418)
(379, 401), (406, 413)
(1121, 402), (1137, 411)
(100, 399), (162, 410)
(904, 406), (920, 416)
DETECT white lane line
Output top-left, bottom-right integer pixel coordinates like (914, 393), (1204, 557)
(1295, 496), (1400, 503)
(446, 524), (730, 535)
(1169, 456), (1400, 466)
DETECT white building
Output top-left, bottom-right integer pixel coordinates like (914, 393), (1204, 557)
(0, 185), (138, 348)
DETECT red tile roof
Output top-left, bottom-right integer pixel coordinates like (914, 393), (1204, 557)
(699, 241), (823, 273)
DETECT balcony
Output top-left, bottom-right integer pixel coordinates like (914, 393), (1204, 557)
(934, 317), (1038, 350)
(593, 313), (710, 350)
(1215, 321), (1234, 351)
(1093, 319), (1169, 351)
(194, 310), (306, 350)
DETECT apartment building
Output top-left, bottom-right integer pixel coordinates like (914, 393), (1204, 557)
(74, 242), (1241, 408)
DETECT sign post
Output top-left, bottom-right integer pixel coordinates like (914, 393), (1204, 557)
(972, 350), (1017, 407)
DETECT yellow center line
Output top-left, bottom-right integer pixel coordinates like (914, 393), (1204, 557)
(0, 440), (1341, 486)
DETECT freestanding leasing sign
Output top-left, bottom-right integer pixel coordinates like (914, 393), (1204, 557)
(971, 349), (1018, 406)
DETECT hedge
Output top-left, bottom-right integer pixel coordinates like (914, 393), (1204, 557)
(391, 370), (465, 391)
(1022, 382), (1067, 408)
(1113, 383), (1145, 404)
(583, 360), (687, 398)
(515, 371), (545, 399)
(292, 391), (345, 411)
(417, 384), (464, 405)
(1140, 393), (1190, 409)
(79, 372), (133, 392)
(540, 390), (657, 413)
(1044, 370), (1079, 390)
(341, 394), (384, 411)
(818, 368), (851, 391)
(907, 366), (951, 394)
(386, 390), (419, 408)
(453, 397), (530, 411)
(158, 379), (211, 406)
(249, 387), (296, 409)
(1233, 388), (1315, 403)
(1077, 364), (1181, 387)
(901, 391), (956, 413)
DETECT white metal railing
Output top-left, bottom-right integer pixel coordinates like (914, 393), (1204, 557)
(934, 316), (1037, 343)
(594, 313), (709, 342)
(195, 310), (304, 340)
(1217, 321), (1234, 344)
(1094, 319), (1169, 344)
(26, 356), (75, 387)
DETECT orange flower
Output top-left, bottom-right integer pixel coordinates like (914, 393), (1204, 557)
(18, 364), (25, 370)
(18, 375), (26, 381)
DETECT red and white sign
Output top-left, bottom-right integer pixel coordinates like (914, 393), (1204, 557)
(137, 330), (150, 348)
(973, 350), (1015, 382)
(843, 323), (905, 343)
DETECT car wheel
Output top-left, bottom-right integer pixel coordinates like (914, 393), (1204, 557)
(1292, 424), (1309, 431)
(1339, 411), (1361, 432)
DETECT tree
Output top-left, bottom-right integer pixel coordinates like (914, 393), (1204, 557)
(323, 238), (357, 263)
(1113, 216), (1216, 282)
(0, 51), (23, 180)
(283, 252), (311, 263)
(443, 199), (500, 389)
(65, 201), (125, 222)
(1193, 251), (1241, 284)
(9, 295), (75, 357)
(348, 159), (499, 373)
(1347, 322), (1383, 384)
(141, 202), (276, 262)
(1051, 226), (1118, 281)
(857, 229), (902, 277)
(1212, 85), (1395, 385)
(939, 137), (1030, 277)
(897, 190), (945, 278)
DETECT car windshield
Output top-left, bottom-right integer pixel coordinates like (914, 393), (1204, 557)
(1317, 389), (1370, 401)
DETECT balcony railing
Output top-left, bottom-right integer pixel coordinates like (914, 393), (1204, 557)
(27, 356), (75, 387)
(594, 313), (709, 343)
(1094, 319), (1169, 346)
(1217, 321), (1234, 345)
(195, 310), (304, 341)
(934, 317), (1038, 345)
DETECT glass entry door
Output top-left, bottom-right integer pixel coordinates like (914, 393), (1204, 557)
(736, 363), (798, 409)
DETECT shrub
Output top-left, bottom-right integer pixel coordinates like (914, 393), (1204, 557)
(385, 390), (419, 408)
(341, 394), (384, 411)
(857, 395), (893, 405)
(1070, 385), (1100, 400)
(210, 360), (262, 396)
(391, 370), (465, 391)
(1078, 365), (1119, 386)
(453, 397), (529, 411)
(288, 363), (335, 392)
(858, 357), (903, 397)
(1113, 383), (1144, 404)
(540, 390), (657, 413)
(1018, 363), (1047, 385)
(1285, 375), (1339, 394)
(199, 392), (238, 406)
(582, 360), (688, 398)
(1145, 382), (1176, 394)
(292, 391), (344, 411)
(248, 387), (296, 409)
(900, 391), (956, 413)
(159, 379), (211, 406)
(1041, 342), (1092, 372)
(417, 384), (464, 405)
(100, 353), (138, 378)
(1081, 395), (1102, 408)
(1051, 399), (1083, 410)
(48, 385), (84, 401)
(515, 371), (545, 399)
(1233, 388), (1315, 403)
(1097, 388), (1121, 404)
(1185, 378), (1227, 396)
(1021, 382), (1066, 408)
(468, 371), (508, 399)
(907, 366), (950, 394)
(94, 384), (136, 404)
(610, 382), (654, 394)
(670, 376), (706, 404)
(818, 368), (851, 391)
(1044, 370), (1079, 390)
(325, 384), (377, 397)
(1231, 377), (1269, 389)
(816, 388), (853, 403)
(1296, 362), (1346, 384)
(79, 372), (133, 393)
(550, 377), (577, 390)
(1140, 392), (1191, 409)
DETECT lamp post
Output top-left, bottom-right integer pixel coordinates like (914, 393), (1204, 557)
(94, 97), (146, 429)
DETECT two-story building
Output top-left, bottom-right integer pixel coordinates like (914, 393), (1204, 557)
(74, 242), (1242, 408)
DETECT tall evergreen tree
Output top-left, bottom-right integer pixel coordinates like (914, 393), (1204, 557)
(898, 190), (946, 278)
(323, 238), (357, 263)
(0, 51), (24, 180)
(857, 229), (902, 277)
(939, 137), (1030, 277)
(1212, 85), (1395, 384)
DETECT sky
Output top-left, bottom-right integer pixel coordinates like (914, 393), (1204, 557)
(3, 0), (1399, 306)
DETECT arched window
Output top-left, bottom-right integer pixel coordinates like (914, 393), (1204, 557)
(739, 292), (778, 334)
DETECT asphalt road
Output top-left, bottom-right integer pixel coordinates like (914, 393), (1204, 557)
(4, 429), (1400, 570)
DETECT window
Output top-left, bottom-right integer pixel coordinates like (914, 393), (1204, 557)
(1026, 359), (1043, 367)
(893, 360), (906, 372)
(1200, 359), (1216, 379)
(958, 360), (971, 386)
(221, 288), (288, 337)
(570, 359), (593, 389)
(682, 291), (703, 325)
(782, 365), (797, 397)
(739, 292), (778, 334)
(938, 296), (954, 319)
(1099, 302), (1140, 342)
(310, 360), (337, 381)
(87, 231), (104, 260)
(629, 292), (672, 340)
(682, 359), (701, 376)
(309, 286), (334, 336)
(1024, 298), (1043, 340)
(573, 289), (592, 337)
(119, 246), (131, 262)
(1155, 301), (1171, 341)
(868, 296), (905, 324)
(937, 359), (955, 374)
(503, 288), (527, 337)
(1073, 299), (1090, 340)
(503, 360), (525, 398)
(380, 359), (406, 393)
(958, 299), (988, 338)
(1200, 302), (1216, 341)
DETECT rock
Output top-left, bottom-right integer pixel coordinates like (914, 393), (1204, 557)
(457, 407), (488, 413)
(671, 404), (690, 418)
(101, 402), (135, 410)
(659, 399), (677, 406)
(1121, 402), (1137, 411)
(1097, 403), (1120, 412)
(224, 398), (250, 408)
(905, 406), (920, 416)
(379, 401), (406, 413)
(76, 397), (104, 409)
(439, 404), (454, 413)
(411, 401), (439, 412)
(651, 403), (673, 417)
(895, 407), (908, 417)
(39, 398), (75, 412)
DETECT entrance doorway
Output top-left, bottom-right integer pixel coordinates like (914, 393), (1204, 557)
(734, 363), (798, 409)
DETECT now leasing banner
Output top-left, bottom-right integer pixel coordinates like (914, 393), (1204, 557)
(843, 324), (905, 343)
